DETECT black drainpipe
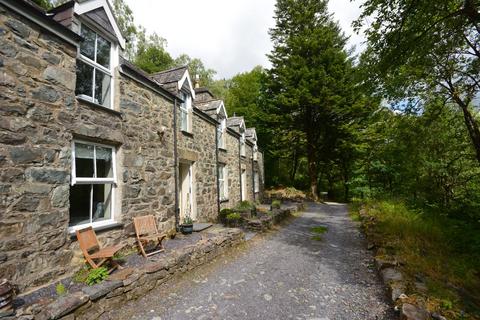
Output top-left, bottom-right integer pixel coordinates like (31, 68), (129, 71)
(238, 137), (242, 201)
(215, 123), (220, 216)
(173, 98), (179, 231)
(251, 146), (255, 202)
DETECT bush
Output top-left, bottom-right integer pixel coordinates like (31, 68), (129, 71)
(271, 199), (281, 209)
(234, 201), (255, 213)
(219, 208), (234, 223)
(226, 212), (242, 227)
(85, 267), (109, 286)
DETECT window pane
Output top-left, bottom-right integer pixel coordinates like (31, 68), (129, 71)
(94, 69), (111, 107)
(219, 180), (224, 199)
(92, 184), (112, 222)
(75, 143), (94, 177)
(218, 166), (224, 180)
(69, 184), (91, 226)
(96, 34), (110, 68)
(96, 146), (113, 178)
(80, 25), (95, 61)
(75, 60), (94, 98)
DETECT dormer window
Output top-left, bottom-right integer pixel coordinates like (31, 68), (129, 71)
(75, 24), (112, 108)
(217, 118), (226, 149)
(240, 134), (246, 156)
(180, 92), (192, 132)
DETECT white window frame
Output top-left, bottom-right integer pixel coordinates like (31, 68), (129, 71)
(180, 92), (191, 132)
(253, 145), (258, 161)
(76, 21), (114, 109)
(218, 164), (228, 201)
(218, 118), (226, 149)
(254, 171), (260, 193)
(69, 140), (117, 232)
(240, 134), (246, 157)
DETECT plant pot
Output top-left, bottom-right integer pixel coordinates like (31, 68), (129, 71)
(180, 224), (193, 234)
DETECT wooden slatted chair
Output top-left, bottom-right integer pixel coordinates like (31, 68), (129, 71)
(76, 227), (125, 272)
(133, 215), (167, 258)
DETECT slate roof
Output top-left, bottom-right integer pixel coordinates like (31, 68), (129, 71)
(196, 100), (222, 112)
(246, 128), (256, 139)
(227, 116), (245, 128)
(151, 66), (188, 85)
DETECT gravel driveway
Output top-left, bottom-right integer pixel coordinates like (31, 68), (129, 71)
(105, 202), (395, 320)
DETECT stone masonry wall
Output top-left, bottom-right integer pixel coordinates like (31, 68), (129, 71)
(0, 5), (79, 291)
(219, 131), (241, 210)
(176, 110), (218, 222)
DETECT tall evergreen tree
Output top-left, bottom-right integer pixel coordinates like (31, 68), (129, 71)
(266, 0), (354, 199)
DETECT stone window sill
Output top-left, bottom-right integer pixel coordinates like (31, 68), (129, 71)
(220, 198), (229, 203)
(181, 130), (194, 138)
(68, 221), (124, 238)
(76, 96), (123, 118)
(218, 147), (227, 152)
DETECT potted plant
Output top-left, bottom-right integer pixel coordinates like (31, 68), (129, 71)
(180, 215), (194, 234)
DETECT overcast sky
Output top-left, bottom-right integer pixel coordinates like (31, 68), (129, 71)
(125, 0), (365, 79)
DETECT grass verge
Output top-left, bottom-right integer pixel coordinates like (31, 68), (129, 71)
(349, 199), (480, 320)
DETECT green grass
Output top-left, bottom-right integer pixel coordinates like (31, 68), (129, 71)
(311, 225), (328, 241)
(353, 200), (480, 319)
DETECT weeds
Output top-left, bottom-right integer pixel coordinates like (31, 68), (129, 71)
(311, 225), (328, 241)
(55, 283), (67, 296)
(85, 267), (109, 286)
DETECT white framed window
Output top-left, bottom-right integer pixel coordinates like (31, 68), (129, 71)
(180, 92), (191, 132)
(218, 164), (228, 200)
(217, 118), (226, 149)
(253, 146), (258, 161)
(240, 135), (246, 157)
(75, 23), (113, 108)
(254, 171), (259, 193)
(69, 141), (117, 231)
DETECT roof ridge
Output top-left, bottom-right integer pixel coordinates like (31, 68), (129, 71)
(152, 65), (188, 76)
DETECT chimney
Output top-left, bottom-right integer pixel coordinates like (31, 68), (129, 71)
(194, 74), (200, 89)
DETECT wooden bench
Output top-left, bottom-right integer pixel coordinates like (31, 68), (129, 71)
(133, 215), (167, 258)
(76, 227), (125, 272)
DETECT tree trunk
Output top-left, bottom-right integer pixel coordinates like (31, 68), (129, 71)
(307, 149), (318, 201)
(290, 147), (299, 182)
(454, 97), (480, 164)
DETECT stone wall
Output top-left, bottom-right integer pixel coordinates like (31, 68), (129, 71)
(219, 131), (241, 210)
(176, 109), (218, 222)
(0, 5), (79, 291)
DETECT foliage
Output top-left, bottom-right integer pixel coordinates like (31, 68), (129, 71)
(112, 0), (137, 60)
(234, 201), (255, 213)
(183, 215), (193, 225)
(356, 200), (480, 317)
(355, 0), (480, 163)
(73, 266), (90, 283)
(133, 30), (174, 73)
(218, 208), (234, 223)
(271, 200), (281, 209)
(265, 187), (307, 200)
(173, 54), (216, 88)
(264, 0), (364, 198)
(225, 213), (241, 221)
(85, 267), (109, 286)
(55, 283), (67, 296)
(310, 226), (328, 234)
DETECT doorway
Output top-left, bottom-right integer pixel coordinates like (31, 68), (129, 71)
(179, 162), (196, 222)
(241, 168), (247, 201)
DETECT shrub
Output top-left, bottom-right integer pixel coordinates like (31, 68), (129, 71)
(271, 199), (281, 209)
(235, 201), (255, 213)
(55, 283), (67, 296)
(85, 267), (109, 286)
(219, 208), (234, 223)
(226, 213), (242, 227)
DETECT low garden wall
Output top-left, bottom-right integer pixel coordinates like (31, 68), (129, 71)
(244, 202), (304, 232)
(13, 229), (244, 320)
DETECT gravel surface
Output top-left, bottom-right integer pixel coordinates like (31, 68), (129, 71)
(105, 202), (395, 320)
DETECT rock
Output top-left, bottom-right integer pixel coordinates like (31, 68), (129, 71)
(381, 268), (403, 283)
(51, 185), (69, 207)
(109, 268), (134, 281)
(36, 292), (89, 320)
(31, 86), (60, 103)
(374, 256), (397, 271)
(144, 259), (168, 274)
(401, 303), (430, 320)
(43, 66), (75, 90)
(367, 243), (375, 250)
(42, 52), (61, 65)
(263, 294), (272, 301)
(431, 312), (447, 320)
(5, 19), (30, 38)
(82, 280), (123, 301)
(26, 167), (69, 184)
(9, 147), (42, 164)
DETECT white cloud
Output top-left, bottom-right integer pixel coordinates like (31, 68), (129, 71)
(125, 0), (364, 79)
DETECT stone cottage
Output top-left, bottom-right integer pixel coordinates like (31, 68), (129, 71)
(0, 0), (264, 293)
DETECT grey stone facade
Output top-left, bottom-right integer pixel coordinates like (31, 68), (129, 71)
(0, 0), (264, 293)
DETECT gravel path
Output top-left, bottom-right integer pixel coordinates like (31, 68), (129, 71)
(105, 202), (395, 320)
